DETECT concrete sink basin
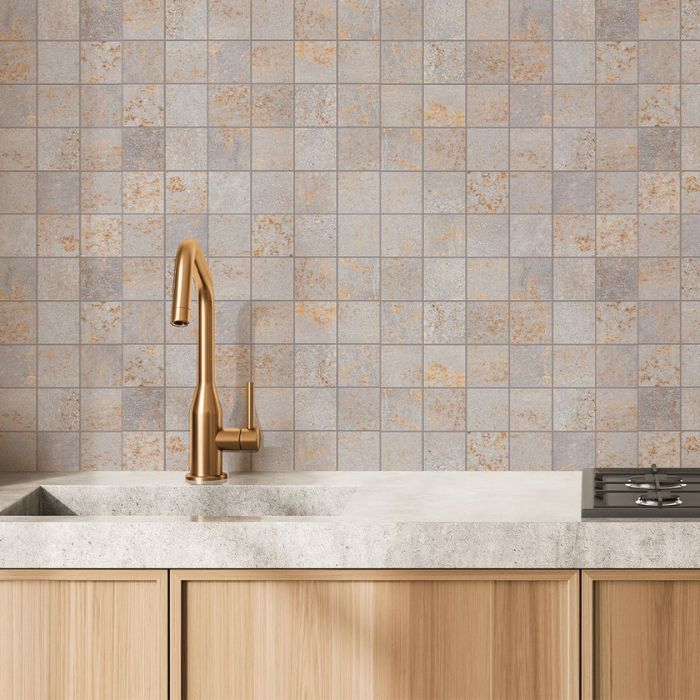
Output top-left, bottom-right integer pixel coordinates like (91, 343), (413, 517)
(0, 483), (356, 518)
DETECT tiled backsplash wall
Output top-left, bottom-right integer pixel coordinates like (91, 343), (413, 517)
(1, 0), (700, 471)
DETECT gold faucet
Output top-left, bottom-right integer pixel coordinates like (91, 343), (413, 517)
(171, 239), (261, 483)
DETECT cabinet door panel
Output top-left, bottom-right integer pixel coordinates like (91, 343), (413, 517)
(171, 570), (578, 700)
(583, 570), (700, 700)
(0, 570), (167, 700)
(493, 579), (576, 699)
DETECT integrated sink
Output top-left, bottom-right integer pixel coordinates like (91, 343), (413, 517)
(0, 484), (356, 518)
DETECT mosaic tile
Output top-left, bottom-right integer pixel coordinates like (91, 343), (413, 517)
(0, 0), (698, 470)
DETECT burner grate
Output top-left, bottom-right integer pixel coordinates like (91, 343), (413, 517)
(582, 465), (700, 518)
(625, 474), (686, 490)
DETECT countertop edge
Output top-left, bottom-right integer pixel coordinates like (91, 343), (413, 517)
(2, 519), (700, 569)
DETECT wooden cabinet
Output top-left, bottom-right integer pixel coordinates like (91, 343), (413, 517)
(12, 566), (700, 700)
(23, 566), (700, 700)
(583, 570), (700, 700)
(0, 569), (167, 700)
(170, 569), (579, 700)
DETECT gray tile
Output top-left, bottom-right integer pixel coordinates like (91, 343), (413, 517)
(209, 40), (250, 82)
(38, 172), (79, 213)
(208, 127), (251, 170)
(0, 259), (36, 301)
(553, 432), (595, 471)
(510, 258), (552, 301)
(0, 0), (37, 40)
(0, 432), (36, 471)
(683, 215), (700, 256)
(596, 258), (638, 301)
(553, 172), (595, 213)
(122, 127), (165, 170)
(38, 433), (79, 471)
(123, 387), (165, 430)
(0, 346), (36, 387)
(639, 128), (681, 171)
(509, 85), (552, 127)
(165, 213), (207, 256)
(639, 387), (681, 430)
(0, 86), (36, 125)
(596, 0), (637, 40)
(80, 258), (123, 300)
(80, 0), (122, 39)
(80, 344), (121, 387)
(81, 85), (122, 127)
(510, 0), (552, 40)
(640, 301), (680, 343)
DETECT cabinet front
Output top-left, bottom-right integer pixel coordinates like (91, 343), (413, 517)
(0, 569), (168, 700)
(171, 569), (579, 700)
(583, 570), (700, 700)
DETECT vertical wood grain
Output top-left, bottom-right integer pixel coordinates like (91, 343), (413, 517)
(0, 569), (168, 700)
(583, 570), (700, 700)
(171, 569), (578, 700)
(493, 577), (579, 700)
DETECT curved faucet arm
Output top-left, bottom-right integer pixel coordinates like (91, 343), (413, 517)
(171, 239), (214, 327)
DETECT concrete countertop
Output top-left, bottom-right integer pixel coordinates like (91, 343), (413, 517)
(1, 471), (699, 569)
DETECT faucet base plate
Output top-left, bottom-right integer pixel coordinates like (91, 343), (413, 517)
(186, 473), (228, 484)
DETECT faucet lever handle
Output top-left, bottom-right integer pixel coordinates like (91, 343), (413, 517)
(217, 381), (260, 452)
(246, 381), (255, 430)
(239, 381), (261, 451)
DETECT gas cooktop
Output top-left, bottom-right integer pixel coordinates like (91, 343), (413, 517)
(582, 466), (700, 518)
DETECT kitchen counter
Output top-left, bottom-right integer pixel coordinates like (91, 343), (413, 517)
(1, 471), (699, 569)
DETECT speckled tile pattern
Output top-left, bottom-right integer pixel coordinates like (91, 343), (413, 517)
(1, 0), (700, 472)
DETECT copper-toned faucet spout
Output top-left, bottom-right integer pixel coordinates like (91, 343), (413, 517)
(171, 239), (261, 483)
(171, 238), (209, 325)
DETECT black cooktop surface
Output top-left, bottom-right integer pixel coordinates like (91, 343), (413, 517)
(582, 466), (700, 518)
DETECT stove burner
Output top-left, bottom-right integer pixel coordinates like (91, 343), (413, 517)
(583, 463), (700, 518)
(635, 495), (683, 507)
(625, 475), (686, 490)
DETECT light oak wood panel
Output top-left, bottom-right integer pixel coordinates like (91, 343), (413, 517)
(171, 569), (579, 700)
(0, 569), (167, 700)
(493, 577), (577, 699)
(583, 570), (700, 700)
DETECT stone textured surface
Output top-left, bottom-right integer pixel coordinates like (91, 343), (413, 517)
(2, 470), (700, 568)
(1, 1), (700, 471)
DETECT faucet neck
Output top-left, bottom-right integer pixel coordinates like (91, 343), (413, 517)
(171, 239), (216, 387)
(197, 283), (215, 386)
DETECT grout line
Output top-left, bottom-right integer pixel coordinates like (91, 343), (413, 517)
(420, 0), (424, 470)
(119, 8), (125, 471)
(679, 0), (684, 467)
(1, 37), (687, 44)
(463, 2), (468, 471)
(162, 0), (168, 471)
(248, 0), (254, 473)
(334, 0), (339, 471)
(291, 1), (296, 471)
(506, 0), (511, 470)
(3, 296), (692, 306)
(550, 3), (554, 472)
(594, 3), (598, 472)
(78, 7), (84, 471)
(635, 0), (641, 469)
(378, 1), (382, 471)
(34, 0), (39, 472)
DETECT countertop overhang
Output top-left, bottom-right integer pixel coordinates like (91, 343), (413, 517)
(1, 471), (699, 569)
